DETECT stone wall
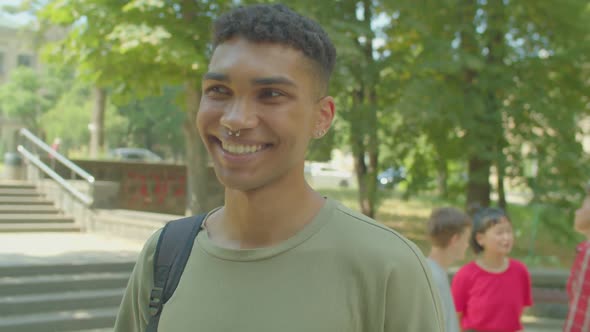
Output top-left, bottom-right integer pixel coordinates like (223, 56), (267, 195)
(49, 159), (223, 215)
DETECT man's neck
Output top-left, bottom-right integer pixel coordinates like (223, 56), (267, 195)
(428, 247), (455, 270)
(206, 175), (325, 249)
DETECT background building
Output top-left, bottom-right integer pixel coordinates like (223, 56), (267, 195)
(0, 14), (39, 154)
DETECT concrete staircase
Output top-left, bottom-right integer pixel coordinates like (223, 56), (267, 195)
(0, 261), (133, 332)
(0, 181), (138, 331)
(0, 181), (79, 232)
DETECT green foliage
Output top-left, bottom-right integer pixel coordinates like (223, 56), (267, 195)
(38, 0), (233, 101)
(323, 187), (578, 267)
(0, 67), (54, 133)
(41, 79), (129, 155)
(116, 86), (185, 159)
(291, 0), (393, 216)
(41, 81), (91, 148)
(38, 0), (237, 213)
(28, 0), (590, 225)
(389, 0), (590, 207)
(306, 129), (335, 162)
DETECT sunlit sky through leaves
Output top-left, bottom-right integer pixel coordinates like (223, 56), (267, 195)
(0, 0), (36, 28)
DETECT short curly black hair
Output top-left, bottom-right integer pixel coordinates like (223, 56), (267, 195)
(212, 4), (336, 91)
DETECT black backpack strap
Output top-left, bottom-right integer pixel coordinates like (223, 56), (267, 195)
(146, 213), (206, 332)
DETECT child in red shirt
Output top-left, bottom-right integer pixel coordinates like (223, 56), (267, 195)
(451, 207), (532, 332)
(563, 189), (590, 332)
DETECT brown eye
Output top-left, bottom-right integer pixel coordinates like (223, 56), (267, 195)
(259, 88), (285, 99)
(205, 86), (231, 98)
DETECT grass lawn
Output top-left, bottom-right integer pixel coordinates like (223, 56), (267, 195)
(318, 187), (581, 269)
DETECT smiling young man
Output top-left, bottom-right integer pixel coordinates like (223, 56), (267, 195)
(114, 4), (443, 332)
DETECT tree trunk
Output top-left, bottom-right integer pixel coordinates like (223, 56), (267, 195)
(178, 2), (223, 215)
(436, 157), (448, 199)
(144, 119), (154, 150)
(466, 157), (491, 209)
(497, 163), (507, 210)
(182, 80), (222, 215)
(487, 0), (507, 211)
(353, 144), (371, 217)
(365, 106), (378, 217)
(351, 97), (378, 218)
(89, 87), (106, 158)
(349, 0), (378, 218)
(460, 0), (493, 209)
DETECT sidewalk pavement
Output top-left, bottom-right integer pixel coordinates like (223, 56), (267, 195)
(0, 232), (144, 267)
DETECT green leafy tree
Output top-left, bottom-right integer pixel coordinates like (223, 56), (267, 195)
(0, 66), (67, 135)
(288, 0), (392, 217)
(393, 0), (590, 209)
(306, 129), (336, 162)
(39, 0), (235, 213)
(42, 79), (128, 155)
(117, 86), (185, 160)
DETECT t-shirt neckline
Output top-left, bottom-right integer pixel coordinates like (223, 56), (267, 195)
(196, 197), (335, 261)
(474, 258), (512, 275)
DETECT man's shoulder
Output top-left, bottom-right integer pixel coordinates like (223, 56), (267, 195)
(137, 228), (164, 263)
(326, 199), (426, 262)
(330, 200), (415, 242)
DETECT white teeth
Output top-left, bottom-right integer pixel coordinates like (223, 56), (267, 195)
(222, 141), (264, 154)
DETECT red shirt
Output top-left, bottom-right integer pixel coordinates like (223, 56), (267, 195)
(564, 241), (590, 332)
(451, 259), (533, 332)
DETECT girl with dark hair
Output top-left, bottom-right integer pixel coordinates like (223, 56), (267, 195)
(451, 208), (533, 332)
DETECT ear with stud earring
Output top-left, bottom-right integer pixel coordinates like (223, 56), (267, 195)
(314, 128), (327, 139)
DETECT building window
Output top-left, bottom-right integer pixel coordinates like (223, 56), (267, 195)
(17, 54), (34, 67)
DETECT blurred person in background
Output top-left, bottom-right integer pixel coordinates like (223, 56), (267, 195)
(426, 207), (472, 332)
(452, 208), (532, 332)
(563, 184), (590, 332)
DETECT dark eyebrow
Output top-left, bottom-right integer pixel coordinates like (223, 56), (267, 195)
(203, 72), (229, 82)
(252, 76), (297, 87)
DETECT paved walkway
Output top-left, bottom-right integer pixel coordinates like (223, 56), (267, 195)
(0, 232), (144, 266)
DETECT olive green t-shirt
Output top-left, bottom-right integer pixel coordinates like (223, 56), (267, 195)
(114, 198), (444, 332)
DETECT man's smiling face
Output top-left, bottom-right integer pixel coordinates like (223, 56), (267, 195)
(197, 37), (333, 192)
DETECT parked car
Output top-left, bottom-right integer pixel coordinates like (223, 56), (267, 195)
(377, 166), (406, 189)
(305, 162), (354, 188)
(108, 148), (163, 162)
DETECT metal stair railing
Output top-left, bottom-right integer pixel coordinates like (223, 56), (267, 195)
(18, 128), (95, 184)
(16, 128), (95, 230)
(17, 146), (93, 206)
